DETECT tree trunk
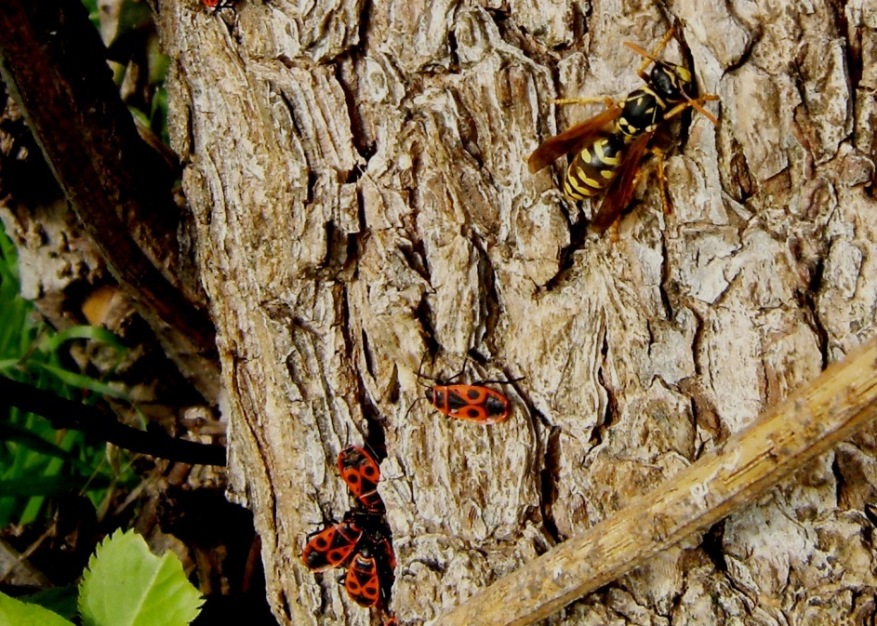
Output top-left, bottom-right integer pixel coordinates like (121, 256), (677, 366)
(156, 0), (877, 624)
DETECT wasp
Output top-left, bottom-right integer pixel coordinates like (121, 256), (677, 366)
(528, 28), (720, 232)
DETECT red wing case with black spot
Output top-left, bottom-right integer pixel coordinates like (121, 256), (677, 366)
(426, 384), (511, 424)
(337, 446), (383, 511)
(301, 518), (363, 572)
(344, 551), (383, 608)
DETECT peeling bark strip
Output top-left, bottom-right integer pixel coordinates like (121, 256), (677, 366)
(435, 336), (877, 625)
(159, 0), (877, 623)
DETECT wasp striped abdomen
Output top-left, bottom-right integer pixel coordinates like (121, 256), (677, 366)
(563, 133), (626, 201)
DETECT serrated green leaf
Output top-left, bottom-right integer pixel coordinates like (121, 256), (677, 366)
(79, 529), (203, 626)
(0, 590), (74, 626)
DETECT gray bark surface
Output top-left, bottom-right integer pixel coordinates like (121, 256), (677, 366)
(157, 0), (877, 623)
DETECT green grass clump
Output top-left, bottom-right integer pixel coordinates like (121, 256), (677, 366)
(0, 223), (135, 528)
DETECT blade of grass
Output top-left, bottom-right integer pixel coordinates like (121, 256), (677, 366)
(39, 325), (126, 356)
(0, 474), (112, 498)
(28, 363), (129, 400)
(0, 421), (97, 475)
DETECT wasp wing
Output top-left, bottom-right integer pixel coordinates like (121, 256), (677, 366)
(527, 103), (623, 173)
(590, 131), (654, 232)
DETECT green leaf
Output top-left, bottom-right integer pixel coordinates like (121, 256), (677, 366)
(79, 529), (203, 626)
(23, 585), (79, 620)
(39, 325), (126, 356)
(116, 0), (154, 35)
(0, 590), (74, 626)
(0, 357), (19, 368)
(28, 363), (130, 400)
(0, 421), (96, 475)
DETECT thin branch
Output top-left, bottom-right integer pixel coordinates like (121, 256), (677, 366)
(0, 376), (226, 467)
(434, 335), (877, 626)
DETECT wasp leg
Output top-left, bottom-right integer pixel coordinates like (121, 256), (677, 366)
(607, 146), (666, 242)
(552, 96), (618, 109)
(664, 94), (721, 125)
(609, 219), (621, 243)
(652, 146), (670, 216)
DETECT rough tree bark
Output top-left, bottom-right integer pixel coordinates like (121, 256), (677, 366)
(157, 0), (876, 624)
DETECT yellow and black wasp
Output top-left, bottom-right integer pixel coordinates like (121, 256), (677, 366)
(528, 28), (720, 232)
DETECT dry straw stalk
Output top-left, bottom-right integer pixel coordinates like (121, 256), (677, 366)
(435, 336), (877, 626)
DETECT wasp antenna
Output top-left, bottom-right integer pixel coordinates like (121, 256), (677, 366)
(626, 27), (677, 76)
(624, 40), (664, 65)
(553, 96), (617, 108)
(650, 26), (677, 57)
(685, 94), (720, 126)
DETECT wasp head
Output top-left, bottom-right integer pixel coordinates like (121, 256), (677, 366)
(650, 63), (693, 104)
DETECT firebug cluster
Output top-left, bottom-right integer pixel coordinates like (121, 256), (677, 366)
(301, 446), (396, 621)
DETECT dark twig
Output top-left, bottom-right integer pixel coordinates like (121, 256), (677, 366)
(0, 376), (226, 467)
